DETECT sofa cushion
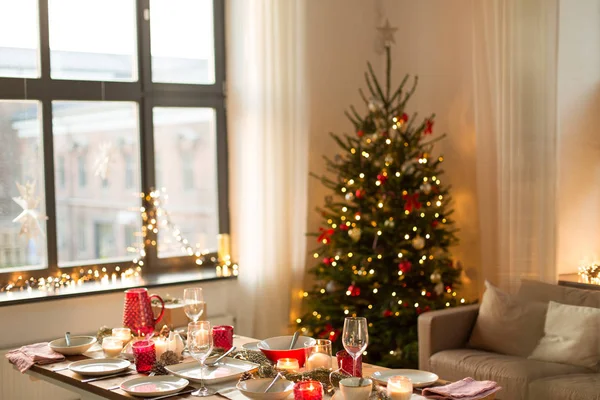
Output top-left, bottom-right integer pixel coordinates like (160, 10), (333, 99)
(529, 301), (600, 368)
(517, 279), (600, 309)
(528, 374), (600, 400)
(468, 281), (547, 357)
(429, 349), (591, 400)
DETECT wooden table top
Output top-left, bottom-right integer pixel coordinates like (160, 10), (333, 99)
(21, 336), (496, 400)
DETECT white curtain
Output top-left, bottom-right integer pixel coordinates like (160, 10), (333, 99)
(472, 0), (559, 292)
(226, 0), (309, 338)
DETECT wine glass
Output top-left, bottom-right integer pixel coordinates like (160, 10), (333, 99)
(342, 317), (368, 377)
(187, 321), (215, 397)
(184, 288), (205, 322)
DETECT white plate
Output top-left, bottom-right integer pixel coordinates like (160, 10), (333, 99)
(120, 376), (189, 398)
(69, 358), (131, 376)
(370, 369), (439, 388)
(242, 341), (260, 351)
(332, 391), (425, 400)
(166, 357), (259, 384)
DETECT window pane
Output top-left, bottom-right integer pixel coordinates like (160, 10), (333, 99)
(0, 0), (39, 78)
(150, 0), (215, 84)
(0, 101), (47, 271)
(53, 101), (141, 266)
(48, 0), (137, 81)
(153, 107), (218, 257)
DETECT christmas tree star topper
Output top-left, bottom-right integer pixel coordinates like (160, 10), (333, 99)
(377, 19), (398, 46)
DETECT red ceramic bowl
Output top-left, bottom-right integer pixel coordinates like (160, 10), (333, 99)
(257, 336), (316, 367)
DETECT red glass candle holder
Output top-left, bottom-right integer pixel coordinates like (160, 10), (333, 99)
(336, 350), (362, 377)
(213, 325), (234, 350)
(293, 380), (323, 400)
(132, 340), (156, 373)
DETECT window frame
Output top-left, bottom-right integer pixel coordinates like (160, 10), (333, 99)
(0, 0), (228, 283)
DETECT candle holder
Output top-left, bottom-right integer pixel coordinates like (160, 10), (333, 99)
(132, 340), (156, 373)
(213, 325), (234, 350)
(336, 350), (362, 377)
(112, 327), (132, 343)
(387, 376), (413, 400)
(304, 339), (333, 370)
(293, 380), (323, 400)
(102, 337), (124, 358)
(277, 358), (300, 371)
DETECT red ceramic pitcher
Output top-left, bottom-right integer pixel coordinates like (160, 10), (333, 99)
(123, 288), (165, 336)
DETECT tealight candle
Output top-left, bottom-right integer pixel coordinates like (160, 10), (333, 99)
(277, 358), (300, 371)
(112, 328), (132, 342)
(306, 352), (332, 370)
(153, 337), (168, 359)
(293, 380), (323, 400)
(305, 339), (332, 370)
(387, 376), (412, 400)
(102, 337), (124, 358)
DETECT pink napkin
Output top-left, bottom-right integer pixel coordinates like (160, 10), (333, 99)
(6, 342), (65, 373)
(421, 377), (501, 400)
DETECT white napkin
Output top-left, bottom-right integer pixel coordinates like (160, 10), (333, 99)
(218, 387), (249, 400)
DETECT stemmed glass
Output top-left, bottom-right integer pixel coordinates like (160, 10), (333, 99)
(187, 321), (215, 397)
(342, 317), (368, 377)
(184, 288), (205, 322)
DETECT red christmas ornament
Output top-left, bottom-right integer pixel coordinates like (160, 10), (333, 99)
(347, 284), (361, 297)
(425, 306), (431, 312)
(377, 174), (388, 185)
(432, 220), (439, 228)
(400, 113), (409, 123)
(339, 223), (349, 231)
(319, 323), (341, 342)
(426, 292), (432, 297)
(357, 130), (364, 137)
(403, 192), (421, 212)
(323, 257), (333, 265)
(383, 309), (393, 318)
(398, 260), (412, 274)
(416, 307), (422, 315)
(317, 227), (334, 244)
(355, 189), (364, 199)
(424, 119), (434, 135)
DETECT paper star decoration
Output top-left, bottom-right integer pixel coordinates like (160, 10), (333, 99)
(93, 141), (114, 180)
(12, 180), (47, 239)
(378, 19), (398, 46)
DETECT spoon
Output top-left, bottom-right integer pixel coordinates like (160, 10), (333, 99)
(289, 331), (300, 350)
(65, 332), (71, 347)
(206, 346), (236, 367)
(264, 372), (283, 393)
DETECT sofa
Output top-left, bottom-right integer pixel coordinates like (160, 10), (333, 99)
(418, 280), (600, 400)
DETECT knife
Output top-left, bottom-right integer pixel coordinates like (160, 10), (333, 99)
(81, 370), (135, 383)
(147, 388), (196, 400)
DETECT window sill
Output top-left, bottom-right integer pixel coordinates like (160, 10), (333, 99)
(0, 269), (237, 307)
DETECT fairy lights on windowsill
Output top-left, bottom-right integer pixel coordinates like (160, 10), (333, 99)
(0, 188), (238, 294)
(578, 263), (600, 285)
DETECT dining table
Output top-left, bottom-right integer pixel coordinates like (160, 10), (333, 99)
(14, 335), (496, 400)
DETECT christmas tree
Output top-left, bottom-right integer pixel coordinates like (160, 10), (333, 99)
(297, 26), (463, 368)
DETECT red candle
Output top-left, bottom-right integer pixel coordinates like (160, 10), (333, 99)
(132, 340), (156, 373)
(293, 380), (323, 400)
(213, 325), (234, 350)
(336, 350), (362, 377)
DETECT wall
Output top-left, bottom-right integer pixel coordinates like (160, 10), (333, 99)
(304, 0), (481, 298)
(0, 279), (238, 400)
(556, 0), (600, 274)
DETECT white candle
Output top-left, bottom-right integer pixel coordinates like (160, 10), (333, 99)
(112, 328), (132, 343)
(102, 337), (124, 358)
(276, 358), (299, 371)
(306, 352), (332, 370)
(154, 337), (168, 359)
(196, 327), (209, 343)
(387, 376), (412, 400)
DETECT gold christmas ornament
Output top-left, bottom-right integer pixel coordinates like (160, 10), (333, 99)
(348, 227), (362, 242)
(430, 270), (442, 283)
(412, 235), (425, 250)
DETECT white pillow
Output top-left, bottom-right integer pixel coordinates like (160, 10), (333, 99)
(529, 301), (600, 368)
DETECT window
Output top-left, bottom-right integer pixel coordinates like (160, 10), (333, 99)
(0, 1), (227, 286)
